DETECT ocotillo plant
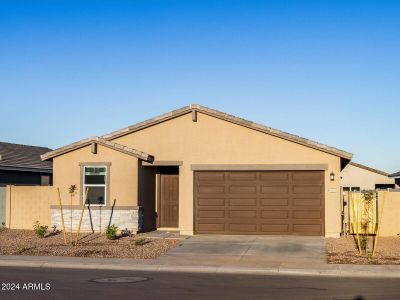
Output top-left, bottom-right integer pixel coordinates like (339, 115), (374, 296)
(69, 184), (77, 244)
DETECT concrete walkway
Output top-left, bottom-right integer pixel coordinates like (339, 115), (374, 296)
(1, 235), (400, 278)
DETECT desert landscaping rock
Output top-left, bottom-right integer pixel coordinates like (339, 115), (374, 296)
(0, 229), (180, 259)
(327, 236), (400, 265)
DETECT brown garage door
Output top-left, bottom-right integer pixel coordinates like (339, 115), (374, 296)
(194, 171), (325, 236)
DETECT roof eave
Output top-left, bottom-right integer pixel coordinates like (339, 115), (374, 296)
(41, 137), (154, 162)
(0, 165), (53, 173)
(349, 162), (390, 177)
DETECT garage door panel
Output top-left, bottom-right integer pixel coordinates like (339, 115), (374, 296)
(197, 223), (225, 232)
(228, 172), (258, 181)
(261, 186), (289, 194)
(292, 172), (323, 182)
(197, 172), (225, 181)
(293, 198), (322, 206)
(260, 198), (289, 206)
(197, 186), (225, 194)
(293, 210), (322, 219)
(261, 210), (289, 219)
(293, 224), (322, 233)
(260, 172), (290, 181)
(292, 185), (322, 194)
(229, 223), (257, 232)
(197, 210), (225, 218)
(197, 198), (225, 206)
(229, 185), (257, 194)
(228, 210), (257, 218)
(292, 219), (322, 225)
(194, 171), (324, 236)
(261, 224), (290, 233)
(229, 198), (257, 206)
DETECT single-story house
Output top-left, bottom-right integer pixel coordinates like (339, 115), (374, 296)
(389, 171), (400, 187)
(0, 141), (53, 187)
(341, 162), (397, 191)
(39, 104), (353, 237)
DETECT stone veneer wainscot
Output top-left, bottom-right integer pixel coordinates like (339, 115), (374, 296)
(50, 206), (139, 232)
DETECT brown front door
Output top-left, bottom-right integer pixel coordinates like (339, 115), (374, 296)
(194, 171), (325, 236)
(158, 174), (179, 228)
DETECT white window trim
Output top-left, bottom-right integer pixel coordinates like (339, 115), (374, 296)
(83, 166), (107, 207)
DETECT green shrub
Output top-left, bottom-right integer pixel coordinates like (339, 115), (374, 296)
(105, 224), (118, 240)
(360, 236), (367, 250)
(33, 221), (48, 238)
(16, 245), (30, 254)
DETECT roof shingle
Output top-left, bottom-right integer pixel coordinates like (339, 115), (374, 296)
(0, 141), (52, 172)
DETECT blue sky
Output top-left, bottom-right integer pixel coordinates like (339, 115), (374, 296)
(0, 1), (398, 172)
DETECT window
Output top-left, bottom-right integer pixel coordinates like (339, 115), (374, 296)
(343, 186), (360, 192)
(375, 184), (395, 190)
(83, 166), (107, 206)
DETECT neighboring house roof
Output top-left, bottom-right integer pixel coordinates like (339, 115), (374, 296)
(389, 171), (400, 178)
(349, 162), (390, 177)
(102, 104), (353, 161)
(41, 136), (154, 162)
(0, 141), (53, 173)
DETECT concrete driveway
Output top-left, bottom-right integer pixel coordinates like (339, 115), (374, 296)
(160, 235), (326, 269)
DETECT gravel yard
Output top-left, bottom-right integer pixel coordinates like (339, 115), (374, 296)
(327, 236), (400, 265)
(0, 228), (181, 259)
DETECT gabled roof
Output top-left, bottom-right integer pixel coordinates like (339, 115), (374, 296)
(389, 171), (400, 178)
(41, 136), (154, 162)
(0, 141), (52, 173)
(102, 104), (353, 160)
(349, 162), (389, 177)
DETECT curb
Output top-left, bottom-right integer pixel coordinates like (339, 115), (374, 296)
(1, 259), (400, 278)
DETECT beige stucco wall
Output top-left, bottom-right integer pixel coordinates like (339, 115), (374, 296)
(6, 185), (54, 229)
(53, 144), (138, 207)
(378, 191), (400, 236)
(112, 112), (343, 237)
(341, 164), (395, 190)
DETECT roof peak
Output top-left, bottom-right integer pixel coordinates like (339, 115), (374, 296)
(41, 136), (154, 162)
(102, 104), (352, 160)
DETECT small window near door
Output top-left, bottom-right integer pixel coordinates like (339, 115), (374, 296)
(83, 166), (107, 206)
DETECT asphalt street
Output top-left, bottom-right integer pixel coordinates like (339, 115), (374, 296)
(0, 267), (399, 300)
